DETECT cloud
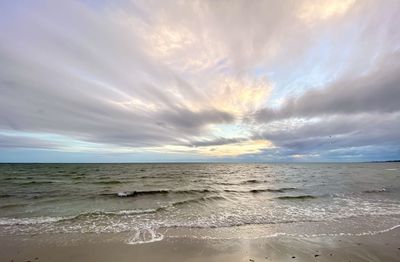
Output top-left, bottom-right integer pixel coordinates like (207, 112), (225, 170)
(253, 113), (400, 159)
(156, 108), (234, 132)
(255, 51), (400, 123)
(209, 76), (272, 117)
(0, 1), (239, 150)
(297, 0), (356, 24)
(0, 134), (60, 149)
(190, 137), (246, 147)
(0, 0), (399, 161)
(195, 139), (273, 157)
(252, 51), (400, 158)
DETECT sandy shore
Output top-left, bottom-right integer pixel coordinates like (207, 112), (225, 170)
(1, 227), (400, 262)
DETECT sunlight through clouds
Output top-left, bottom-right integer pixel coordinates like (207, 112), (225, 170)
(298, 0), (356, 24)
(197, 139), (274, 157)
(210, 76), (272, 117)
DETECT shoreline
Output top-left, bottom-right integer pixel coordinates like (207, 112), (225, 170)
(1, 226), (400, 262)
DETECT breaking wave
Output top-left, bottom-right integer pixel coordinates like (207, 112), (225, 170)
(362, 188), (388, 193)
(108, 187), (298, 198)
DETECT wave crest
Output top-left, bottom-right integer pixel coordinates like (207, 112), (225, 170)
(277, 195), (316, 200)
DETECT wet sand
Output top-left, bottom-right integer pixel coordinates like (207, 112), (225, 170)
(1, 227), (400, 262)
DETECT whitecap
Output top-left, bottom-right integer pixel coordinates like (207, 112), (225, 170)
(112, 209), (157, 215)
(117, 192), (130, 197)
(0, 216), (65, 225)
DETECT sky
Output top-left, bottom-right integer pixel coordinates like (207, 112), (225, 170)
(0, 0), (399, 162)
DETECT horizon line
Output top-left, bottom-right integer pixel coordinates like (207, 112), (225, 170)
(0, 160), (399, 164)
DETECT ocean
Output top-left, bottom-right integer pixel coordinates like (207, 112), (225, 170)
(0, 163), (399, 244)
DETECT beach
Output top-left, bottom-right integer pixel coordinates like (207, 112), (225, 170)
(1, 225), (400, 262)
(1, 163), (399, 261)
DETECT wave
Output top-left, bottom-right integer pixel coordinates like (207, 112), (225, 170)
(250, 189), (271, 193)
(277, 224), (400, 238)
(168, 224), (400, 241)
(251, 187), (297, 193)
(216, 182), (235, 185)
(113, 190), (170, 197)
(277, 195), (316, 200)
(169, 196), (225, 207)
(108, 187), (299, 198)
(21, 181), (53, 185)
(0, 208), (160, 226)
(0, 195), (225, 226)
(106, 189), (216, 198)
(363, 188), (388, 194)
(223, 188), (296, 193)
(0, 194), (11, 198)
(59, 209), (159, 223)
(114, 195), (225, 211)
(0, 216), (66, 225)
(95, 180), (122, 185)
(243, 179), (264, 184)
(0, 203), (27, 209)
(217, 179), (268, 185)
(112, 209), (158, 215)
(168, 220), (322, 230)
(174, 189), (215, 194)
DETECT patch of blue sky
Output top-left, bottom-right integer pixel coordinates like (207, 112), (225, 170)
(251, 32), (357, 108)
(212, 123), (251, 139)
(0, 130), (102, 152)
(0, 148), (219, 163)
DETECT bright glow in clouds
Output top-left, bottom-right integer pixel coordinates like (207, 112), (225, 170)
(0, 0), (399, 162)
(298, 0), (356, 24)
(198, 140), (274, 157)
(210, 76), (272, 117)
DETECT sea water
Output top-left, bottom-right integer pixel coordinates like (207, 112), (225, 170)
(0, 163), (399, 244)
